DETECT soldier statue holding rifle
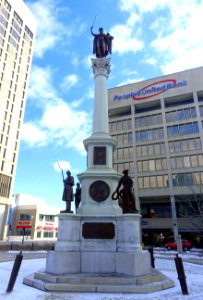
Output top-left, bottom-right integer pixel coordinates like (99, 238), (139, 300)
(58, 163), (75, 213)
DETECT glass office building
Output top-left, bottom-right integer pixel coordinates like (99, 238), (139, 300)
(0, 0), (37, 239)
(108, 66), (203, 247)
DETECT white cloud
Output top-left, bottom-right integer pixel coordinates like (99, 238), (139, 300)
(116, 77), (144, 87)
(118, 0), (203, 74)
(111, 23), (143, 55)
(22, 65), (92, 156)
(21, 123), (48, 147)
(143, 57), (157, 67)
(60, 74), (79, 92)
(150, 1), (203, 74)
(28, 65), (55, 104)
(53, 161), (72, 173)
(26, 0), (71, 58)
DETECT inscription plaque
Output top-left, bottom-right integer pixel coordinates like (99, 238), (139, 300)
(93, 146), (106, 165)
(82, 222), (115, 239)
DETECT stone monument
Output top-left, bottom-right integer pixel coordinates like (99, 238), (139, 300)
(24, 27), (174, 293)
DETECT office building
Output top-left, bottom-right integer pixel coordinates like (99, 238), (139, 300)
(9, 194), (60, 241)
(0, 0), (37, 239)
(108, 66), (203, 247)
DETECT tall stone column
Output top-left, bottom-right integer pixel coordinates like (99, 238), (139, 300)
(91, 58), (110, 134)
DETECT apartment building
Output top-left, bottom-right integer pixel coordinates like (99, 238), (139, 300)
(108, 66), (203, 247)
(0, 0), (37, 239)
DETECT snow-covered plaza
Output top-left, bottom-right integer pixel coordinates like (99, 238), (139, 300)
(0, 249), (202, 300)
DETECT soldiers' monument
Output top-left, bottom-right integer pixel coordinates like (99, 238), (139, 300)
(24, 27), (174, 293)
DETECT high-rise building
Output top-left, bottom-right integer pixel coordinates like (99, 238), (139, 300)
(0, 0), (37, 239)
(108, 66), (203, 247)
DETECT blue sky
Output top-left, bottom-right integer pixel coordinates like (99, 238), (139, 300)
(14, 0), (203, 208)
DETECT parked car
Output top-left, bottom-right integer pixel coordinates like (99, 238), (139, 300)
(164, 240), (192, 251)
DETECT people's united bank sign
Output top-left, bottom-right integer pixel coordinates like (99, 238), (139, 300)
(113, 79), (187, 101)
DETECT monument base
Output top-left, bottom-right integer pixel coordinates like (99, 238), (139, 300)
(23, 213), (175, 293)
(24, 269), (175, 293)
(44, 213), (150, 277)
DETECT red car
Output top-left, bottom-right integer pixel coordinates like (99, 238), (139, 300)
(164, 240), (192, 251)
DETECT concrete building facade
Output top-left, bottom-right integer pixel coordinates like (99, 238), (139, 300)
(108, 66), (203, 247)
(0, 0), (37, 239)
(9, 194), (60, 241)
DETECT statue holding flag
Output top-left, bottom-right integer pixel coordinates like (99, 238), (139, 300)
(90, 17), (113, 58)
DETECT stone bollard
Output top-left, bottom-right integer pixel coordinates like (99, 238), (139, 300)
(148, 246), (155, 268)
(174, 254), (189, 295)
(6, 251), (23, 293)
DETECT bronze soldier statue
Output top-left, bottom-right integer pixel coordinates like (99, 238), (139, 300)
(90, 26), (113, 58)
(62, 170), (74, 213)
(113, 170), (139, 214)
(75, 182), (81, 210)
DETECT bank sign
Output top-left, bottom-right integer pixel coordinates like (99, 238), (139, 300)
(113, 79), (187, 101)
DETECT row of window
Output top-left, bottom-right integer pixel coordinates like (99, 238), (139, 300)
(112, 133), (133, 145)
(138, 175), (169, 189)
(172, 172), (203, 186)
(113, 147), (133, 160)
(136, 127), (164, 142)
(16, 229), (58, 239)
(137, 153), (203, 172)
(109, 119), (132, 133)
(117, 138), (202, 159)
(0, 172), (11, 197)
(167, 122), (199, 137)
(135, 114), (162, 128)
(137, 158), (167, 172)
(165, 107), (196, 123)
(38, 214), (55, 222)
(136, 143), (165, 157)
(171, 154), (203, 169)
(169, 138), (201, 153)
(113, 161), (134, 174)
(19, 213), (56, 222)
(37, 231), (57, 238)
(136, 122), (200, 142)
(141, 203), (171, 218)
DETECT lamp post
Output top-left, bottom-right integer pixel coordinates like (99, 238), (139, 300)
(22, 227), (25, 245)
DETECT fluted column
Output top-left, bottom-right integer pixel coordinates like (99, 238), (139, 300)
(91, 58), (111, 134)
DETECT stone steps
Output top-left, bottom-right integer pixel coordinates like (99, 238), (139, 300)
(23, 270), (175, 293)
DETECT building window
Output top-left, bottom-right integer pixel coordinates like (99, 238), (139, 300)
(167, 122), (199, 138)
(45, 215), (55, 222)
(112, 133), (132, 145)
(43, 231), (54, 238)
(172, 172), (203, 186)
(37, 231), (41, 238)
(135, 113), (162, 128)
(136, 143), (165, 157)
(114, 162), (134, 173)
(114, 147), (133, 160)
(39, 214), (43, 221)
(138, 175), (168, 189)
(136, 127), (164, 142)
(169, 138), (202, 153)
(19, 213), (31, 221)
(109, 119), (131, 133)
(0, 173), (11, 198)
(137, 158), (167, 172)
(165, 107), (196, 123)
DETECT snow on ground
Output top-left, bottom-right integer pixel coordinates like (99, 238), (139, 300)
(0, 250), (203, 300)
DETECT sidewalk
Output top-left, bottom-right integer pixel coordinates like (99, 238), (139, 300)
(0, 251), (47, 263)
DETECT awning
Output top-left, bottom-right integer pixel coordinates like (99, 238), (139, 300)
(43, 226), (54, 230)
(16, 225), (32, 229)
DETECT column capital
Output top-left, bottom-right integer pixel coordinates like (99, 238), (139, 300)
(91, 57), (111, 78)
